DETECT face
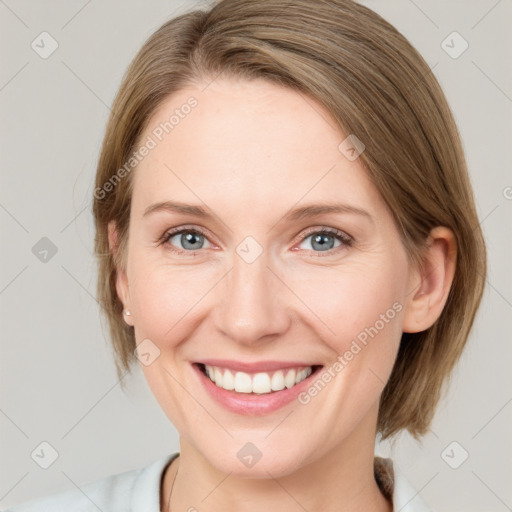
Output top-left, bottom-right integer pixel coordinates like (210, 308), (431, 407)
(114, 77), (416, 477)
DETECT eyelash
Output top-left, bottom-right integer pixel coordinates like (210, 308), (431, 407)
(156, 225), (353, 258)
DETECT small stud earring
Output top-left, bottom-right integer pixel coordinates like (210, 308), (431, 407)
(124, 309), (131, 316)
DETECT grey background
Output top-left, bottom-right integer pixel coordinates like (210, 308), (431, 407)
(1, 1), (511, 510)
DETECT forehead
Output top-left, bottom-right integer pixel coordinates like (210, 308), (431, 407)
(131, 78), (382, 217)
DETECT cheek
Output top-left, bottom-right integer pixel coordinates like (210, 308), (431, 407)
(128, 255), (217, 344)
(128, 242), (407, 364)
(289, 263), (406, 428)
(289, 260), (405, 361)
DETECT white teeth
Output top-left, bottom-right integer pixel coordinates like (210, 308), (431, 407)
(296, 367), (312, 384)
(252, 373), (271, 394)
(234, 372), (252, 393)
(223, 369), (235, 390)
(214, 367), (224, 387)
(284, 369), (296, 389)
(203, 365), (313, 394)
(271, 370), (285, 391)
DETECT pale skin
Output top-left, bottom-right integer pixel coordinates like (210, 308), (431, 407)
(108, 77), (456, 511)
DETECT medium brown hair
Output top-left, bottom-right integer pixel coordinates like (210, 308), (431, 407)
(92, 0), (486, 439)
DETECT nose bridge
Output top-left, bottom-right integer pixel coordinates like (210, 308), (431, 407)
(214, 247), (290, 344)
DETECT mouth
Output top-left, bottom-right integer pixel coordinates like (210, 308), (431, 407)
(197, 362), (322, 395)
(192, 361), (323, 415)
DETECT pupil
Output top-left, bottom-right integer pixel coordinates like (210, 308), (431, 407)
(183, 232), (203, 250)
(313, 234), (333, 251)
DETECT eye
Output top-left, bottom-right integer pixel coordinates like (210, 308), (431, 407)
(158, 227), (212, 255)
(157, 225), (353, 257)
(295, 227), (352, 256)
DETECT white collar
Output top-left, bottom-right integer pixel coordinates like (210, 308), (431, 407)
(130, 453), (433, 511)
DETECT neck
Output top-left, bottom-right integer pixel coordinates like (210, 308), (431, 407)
(161, 421), (392, 512)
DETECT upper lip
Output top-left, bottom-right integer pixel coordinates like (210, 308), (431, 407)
(196, 359), (321, 373)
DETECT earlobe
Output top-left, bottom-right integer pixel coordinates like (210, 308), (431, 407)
(108, 221), (133, 326)
(402, 227), (457, 333)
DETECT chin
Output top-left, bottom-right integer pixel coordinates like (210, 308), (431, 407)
(195, 438), (314, 479)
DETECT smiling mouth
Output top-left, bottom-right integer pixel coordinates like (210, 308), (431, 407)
(197, 363), (322, 395)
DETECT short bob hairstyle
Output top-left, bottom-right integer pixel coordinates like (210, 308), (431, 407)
(93, 0), (486, 440)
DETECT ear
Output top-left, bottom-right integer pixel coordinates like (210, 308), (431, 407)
(402, 227), (457, 333)
(108, 220), (133, 326)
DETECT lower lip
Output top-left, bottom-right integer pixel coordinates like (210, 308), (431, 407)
(192, 363), (321, 416)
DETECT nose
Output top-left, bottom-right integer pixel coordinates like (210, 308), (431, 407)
(212, 251), (292, 347)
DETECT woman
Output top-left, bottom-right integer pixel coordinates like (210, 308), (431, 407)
(6, 0), (486, 510)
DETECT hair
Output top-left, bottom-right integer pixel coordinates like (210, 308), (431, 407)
(92, 0), (486, 440)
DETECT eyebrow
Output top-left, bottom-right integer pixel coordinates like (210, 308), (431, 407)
(143, 200), (373, 223)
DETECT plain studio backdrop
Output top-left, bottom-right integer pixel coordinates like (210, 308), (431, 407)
(0, 1), (511, 511)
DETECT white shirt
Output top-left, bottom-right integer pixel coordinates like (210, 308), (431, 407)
(4, 453), (433, 511)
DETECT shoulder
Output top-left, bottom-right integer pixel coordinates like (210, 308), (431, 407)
(4, 453), (179, 512)
(4, 470), (137, 512)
